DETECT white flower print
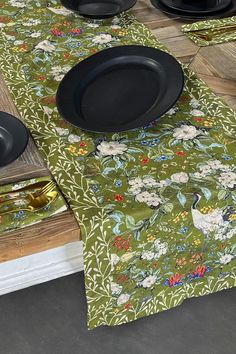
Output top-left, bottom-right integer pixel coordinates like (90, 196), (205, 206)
(86, 23), (99, 28)
(218, 172), (236, 188)
(214, 224), (230, 241)
(221, 166), (232, 173)
(117, 293), (130, 306)
(157, 180), (171, 188)
(226, 228), (236, 239)
(68, 134), (81, 143)
(190, 98), (200, 108)
(30, 32), (41, 38)
(214, 227), (235, 241)
(207, 160), (224, 170)
(111, 282), (122, 296)
(190, 109), (205, 116)
(110, 25), (121, 29)
(48, 6), (73, 16)
(199, 165), (212, 177)
(142, 176), (158, 188)
(51, 65), (71, 81)
(120, 252), (136, 262)
(55, 127), (69, 136)
(92, 34), (114, 45)
(170, 172), (189, 184)
(136, 191), (161, 207)
(35, 40), (55, 52)
(173, 125), (200, 141)
(9, 0), (26, 8)
(128, 177), (144, 195)
(141, 251), (155, 261)
(128, 177), (144, 189)
(97, 141), (127, 157)
(141, 275), (157, 288)
(192, 172), (205, 179)
(23, 19), (41, 27)
(111, 253), (120, 270)
(166, 107), (178, 115)
(14, 199), (27, 207)
(219, 254), (234, 265)
(154, 239), (168, 258)
(135, 191), (150, 203)
(197, 160), (232, 179)
(5, 35), (15, 40)
(0, 23), (6, 28)
(129, 186), (142, 195)
(12, 183), (27, 191)
(112, 17), (120, 25)
(14, 40), (23, 45)
(146, 193), (162, 207)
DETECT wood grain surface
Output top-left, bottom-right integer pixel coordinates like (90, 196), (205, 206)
(0, 0), (235, 263)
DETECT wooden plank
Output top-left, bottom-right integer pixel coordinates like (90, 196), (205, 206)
(152, 27), (199, 64)
(199, 43), (236, 81)
(0, 211), (80, 263)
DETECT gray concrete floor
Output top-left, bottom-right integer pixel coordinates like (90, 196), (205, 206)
(0, 272), (235, 354)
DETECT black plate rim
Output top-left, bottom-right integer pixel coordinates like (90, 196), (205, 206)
(0, 111), (29, 168)
(160, 0), (232, 15)
(78, 3), (121, 17)
(151, 0), (236, 19)
(61, 0), (137, 18)
(56, 45), (184, 133)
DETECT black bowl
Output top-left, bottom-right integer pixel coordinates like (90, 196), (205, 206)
(61, 0), (137, 19)
(0, 112), (29, 168)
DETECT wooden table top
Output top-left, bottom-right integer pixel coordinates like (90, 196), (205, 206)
(0, 0), (235, 263)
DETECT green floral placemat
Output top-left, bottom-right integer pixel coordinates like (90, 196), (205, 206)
(0, 176), (67, 233)
(182, 16), (236, 46)
(0, 1), (235, 329)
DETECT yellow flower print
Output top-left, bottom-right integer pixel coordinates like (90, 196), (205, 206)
(147, 235), (156, 242)
(173, 211), (188, 223)
(78, 148), (88, 156)
(181, 211), (188, 218)
(176, 257), (187, 267)
(173, 216), (180, 223)
(200, 206), (213, 214)
(67, 145), (77, 154)
(203, 121), (214, 127)
(193, 239), (201, 246)
(228, 213), (236, 221)
(118, 30), (127, 36)
(190, 253), (203, 263)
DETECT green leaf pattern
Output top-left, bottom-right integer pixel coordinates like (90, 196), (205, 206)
(182, 16), (236, 47)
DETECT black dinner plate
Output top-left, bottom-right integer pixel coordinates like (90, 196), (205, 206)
(160, 0), (232, 14)
(151, 0), (236, 19)
(0, 112), (29, 168)
(56, 45), (184, 133)
(61, 0), (137, 18)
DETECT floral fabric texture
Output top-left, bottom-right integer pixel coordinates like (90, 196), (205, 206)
(0, 176), (67, 233)
(0, 0), (236, 329)
(182, 16), (236, 47)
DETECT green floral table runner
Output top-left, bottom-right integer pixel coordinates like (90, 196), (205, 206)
(182, 16), (236, 47)
(0, 0), (235, 329)
(0, 176), (67, 233)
